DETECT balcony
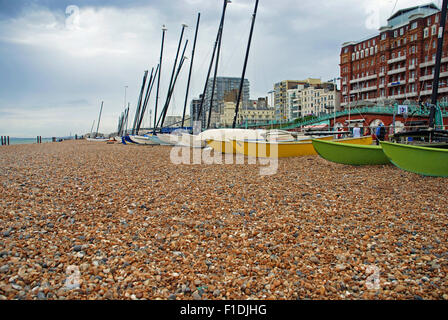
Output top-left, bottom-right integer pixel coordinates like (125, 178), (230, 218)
(419, 74), (434, 81)
(387, 67), (407, 75)
(388, 93), (406, 99)
(408, 65), (416, 70)
(379, 84), (385, 89)
(408, 78), (416, 83)
(349, 73), (377, 84)
(379, 72), (386, 77)
(388, 80), (406, 87)
(360, 85), (378, 92)
(420, 60), (435, 68)
(405, 92), (418, 98)
(388, 55), (407, 64)
(420, 87), (448, 95)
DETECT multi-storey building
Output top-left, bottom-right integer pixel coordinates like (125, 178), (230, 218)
(220, 101), (275, 127)
(286, 83), (340, 120)
(204, 76), (250, 115)
(340, 3), (448, 108)
(273, 78), (322, 120)
(189, 97), (206, 129)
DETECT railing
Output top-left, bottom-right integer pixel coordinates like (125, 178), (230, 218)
(236, 104), (448, 129)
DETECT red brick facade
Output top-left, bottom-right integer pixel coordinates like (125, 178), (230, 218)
(340, 5), (448, 108)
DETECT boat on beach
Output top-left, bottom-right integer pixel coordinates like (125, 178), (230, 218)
(312, 138), (390, 165)
(129, 135), (159, 145)
(232, 136), (373, 158)
(380, 141), (448, 177)
(86, 137), (108, 142)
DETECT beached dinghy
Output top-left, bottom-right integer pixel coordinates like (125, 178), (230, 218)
(86, 137), (108, 142)
(157, 134), (181, 145)
(233, 136), (373, 158)
(129, 135), (159, 145)
(312, 139), (389, 165)
(380, 141), (448, 177)
(205, 129), (266, 154)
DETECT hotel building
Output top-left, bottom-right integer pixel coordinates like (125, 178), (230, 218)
(340, 3), (448, 108)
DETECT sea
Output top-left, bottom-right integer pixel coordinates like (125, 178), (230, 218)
(4, 137), (56, 145)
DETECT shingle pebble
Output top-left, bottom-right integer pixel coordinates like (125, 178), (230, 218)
(0, 140), (447, 300)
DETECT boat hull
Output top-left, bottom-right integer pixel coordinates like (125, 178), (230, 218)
(205, 139), (237, 154)
(178, 134), (206, 148)
(312, 139), (389, 165)
(86, 138), (108, 142)
(129, 135), (158, 145)
(157, 134), (181, 145)
(380, 141), (448, 177)
(233, 136), (373, 158)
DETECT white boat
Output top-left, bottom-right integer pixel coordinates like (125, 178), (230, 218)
(86, 137), (108, 142)
(114, 136), (122, 142)
(129, 135), (159, 145)
(179, 133), (206, 148)
(157, 134), (181, 145)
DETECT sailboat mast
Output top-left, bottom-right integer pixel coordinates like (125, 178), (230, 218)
(95, 101), (103, 138)
(430, 0), (448, 128)
(132, 70), (149, 135)
(207, 27), (224, 129)
(125, 103), (130, 135)
(159, 40), (189, 129)
(90, 120), (95, 136)
(153, 26), (167, 134)
(197, 0), (230, 124)
(136, 66), (156, 134)
(232, 0), (259, 129)
(182, 13), (201, 128)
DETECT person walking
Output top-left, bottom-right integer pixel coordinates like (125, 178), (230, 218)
(376, 123), (386, 145)
(353, 123), (361, 138)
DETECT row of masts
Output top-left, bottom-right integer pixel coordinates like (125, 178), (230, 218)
(111, 0), (259, 137)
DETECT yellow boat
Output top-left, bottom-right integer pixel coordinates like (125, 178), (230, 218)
(232, 136), (373, 158)
(205, 139), (237, 154)
(206, 135), (335, 155)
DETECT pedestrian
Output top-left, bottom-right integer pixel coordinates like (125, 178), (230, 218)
(353, 123), (361, 138)
(376, 123), (386, 145)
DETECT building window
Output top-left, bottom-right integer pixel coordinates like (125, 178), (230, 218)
(427, 17), (431, 26)
(432, 25), (437, 35)
(400, 28), (404, 36)
(424, 28), (429, 38)
(352, 53), (355, 61)
(394, 30), (398, 38)
(436, 14), (439, 23)
(411, 22), (418, 29)
(381, 33), (386, 40)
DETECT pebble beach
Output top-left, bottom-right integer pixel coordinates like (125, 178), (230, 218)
(0, 140), (447, 300)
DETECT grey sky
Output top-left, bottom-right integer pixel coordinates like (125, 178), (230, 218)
(0, 0), (439, 137)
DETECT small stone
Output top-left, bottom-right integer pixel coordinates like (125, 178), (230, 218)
(395, 285), (406, 293)
(73, 245), (82, 252)
(0, 265), (9, 273)
(37, 292), (46, 300)
(335, 264), (347, 271)
(168, 294), (176, 300)
(309, 256), (320, 264)
(192, 290), (202, 300)
(213, 289), (220, 297)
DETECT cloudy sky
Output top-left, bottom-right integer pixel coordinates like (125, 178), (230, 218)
(0, 0), (441, 137)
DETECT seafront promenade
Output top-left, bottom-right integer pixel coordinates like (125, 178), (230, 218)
(0, 140), (447, 300)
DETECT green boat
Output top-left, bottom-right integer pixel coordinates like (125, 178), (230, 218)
(312, 139), (390, 165)
(380, 141), (448, 177)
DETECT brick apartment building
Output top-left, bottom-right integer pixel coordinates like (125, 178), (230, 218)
(340, 3), (448, 108)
